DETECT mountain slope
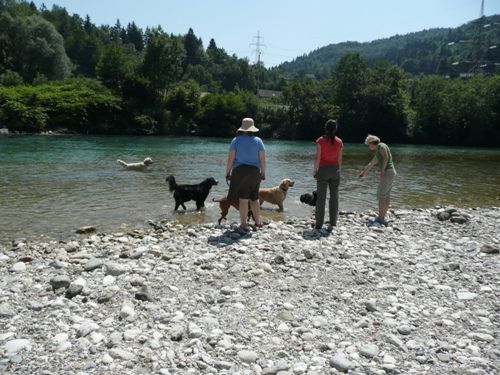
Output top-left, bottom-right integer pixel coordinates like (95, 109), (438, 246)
(279, 15), (500, 78)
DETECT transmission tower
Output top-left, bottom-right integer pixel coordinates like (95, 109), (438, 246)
(250, 31), (266, 92)
(480, 0), (484, 18)
(250, 31), (266, 65)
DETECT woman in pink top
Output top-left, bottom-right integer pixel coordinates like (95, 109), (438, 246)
(313, 119), (343, 230)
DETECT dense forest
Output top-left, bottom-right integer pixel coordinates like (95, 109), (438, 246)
(0, 0), (499, 146)
(280, 15), (500, 78)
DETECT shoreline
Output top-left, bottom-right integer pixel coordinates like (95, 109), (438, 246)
(1, 207), (499, 373)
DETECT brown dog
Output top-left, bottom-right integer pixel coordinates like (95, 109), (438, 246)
(259, 179), (294, 211)
(213, 197), (254, 225)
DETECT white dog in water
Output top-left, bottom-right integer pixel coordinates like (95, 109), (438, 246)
(117, 157), (153, 171)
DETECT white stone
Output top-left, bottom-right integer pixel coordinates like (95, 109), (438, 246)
(10, 262), (26, 272)
(4, 339), (32, 354)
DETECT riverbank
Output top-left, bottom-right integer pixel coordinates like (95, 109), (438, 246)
(1, 207), (499, 374)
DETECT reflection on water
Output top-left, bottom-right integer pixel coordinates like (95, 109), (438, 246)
(0, 135), (499, 242)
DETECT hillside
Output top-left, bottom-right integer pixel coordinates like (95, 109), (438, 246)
(279, 15), (500, 78)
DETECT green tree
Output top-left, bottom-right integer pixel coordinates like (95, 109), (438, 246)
(96, 43), (132, 92)
(142, 29), (185, 92)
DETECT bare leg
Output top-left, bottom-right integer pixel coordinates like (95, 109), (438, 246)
(379, 198), (390, 221)
(239, 199), (249, 227)
(250, 199), (262, 225)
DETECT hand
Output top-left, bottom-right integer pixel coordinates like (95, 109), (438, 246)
(313, 170), (318, 179)
(260, 172), (266, 181)
(358, 171), (364, 178)
(225, 173), (231, 182)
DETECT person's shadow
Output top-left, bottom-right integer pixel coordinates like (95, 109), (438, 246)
(208, 227), (253, 245)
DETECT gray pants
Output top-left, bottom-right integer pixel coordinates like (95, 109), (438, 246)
(316, 165), (340, 228)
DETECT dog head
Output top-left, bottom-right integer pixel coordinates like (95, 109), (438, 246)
(279, 179), (295, 191)
(203, 177), (219, 188)
(300, 190), (317, 207)
(143, 157), (153, 165)
(165, 175), (176, 192)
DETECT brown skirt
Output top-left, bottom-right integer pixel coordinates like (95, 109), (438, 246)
(227, 165), (261, 204)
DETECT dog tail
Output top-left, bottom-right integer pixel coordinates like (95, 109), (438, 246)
(165, 175), (177, 192)
(212, 197), (226, 203)
(117, 159), (127, 167)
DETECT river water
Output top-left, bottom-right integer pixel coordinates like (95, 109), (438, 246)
(1, 135), (499, 242)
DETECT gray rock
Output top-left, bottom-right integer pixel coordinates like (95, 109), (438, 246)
(437, 211), (451, 221)
(450, 216), (467, 224)
(119, 300), (136, 321)
(457, 292), (477, 300)
(277, 310), (294, 321)
(76, 226), (96, 234)
(303, 249), (314, 259)
(50, 275), (71, 290)
(330, 353), (355, 372)
(104, 263), (127, 276)
(77, 320), (99, 338)
(470, 332), (494, 342)
(480, 244), (499, 254)
(84, 258), (103, 272)
(365, 299), (378, 312)
(187, 322), (202, 338)
(397, 325), (412, 335)
(443, 262), (460, 271)
(135, 285), (153, 302)
(359, 343), (380, 358)
(109, 348), (134, 360)
(238, 349), (258, 363)
(0, 303), (15, 318)
(65, 283), (83, 299)
(170, 326), (183, 341)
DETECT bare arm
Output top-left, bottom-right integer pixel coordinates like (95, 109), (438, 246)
(226, 149), (236, 180)
(338, 147), (343, 170)
(359, 156), (378, 177)
(379, 146), (388, 180)
(259, 150), (266, 180)
(314, 144), (321, 178)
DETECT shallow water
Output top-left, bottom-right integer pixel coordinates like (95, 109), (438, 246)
(1, 135), (499, 243)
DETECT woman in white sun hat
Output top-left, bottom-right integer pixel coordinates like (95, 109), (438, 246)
(225, 117), (266, 230)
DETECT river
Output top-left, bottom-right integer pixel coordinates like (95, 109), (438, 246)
(1, 135), (499, 243)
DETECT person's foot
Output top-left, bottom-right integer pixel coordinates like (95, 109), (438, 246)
(326, 225), (334, 232)
(374, 217), (389, 226)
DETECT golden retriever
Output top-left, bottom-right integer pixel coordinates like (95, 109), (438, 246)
(259, 178), (294, 211)
(117, 157), (153, 171)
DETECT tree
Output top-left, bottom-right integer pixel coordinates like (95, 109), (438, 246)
(0, 13), (71, 82)
(96, 43), (132, 92)
(183, 28), (204, 68)
(142, 29), (185, 91)
(126, 22), (144, 52)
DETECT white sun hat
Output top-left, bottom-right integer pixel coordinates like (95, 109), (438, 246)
(237, 117), (259, 132)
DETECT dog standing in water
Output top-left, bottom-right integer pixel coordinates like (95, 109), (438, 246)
(117, 157), (153, 171)
(258, 179), (294, 211)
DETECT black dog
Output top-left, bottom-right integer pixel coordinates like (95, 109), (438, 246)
(165, 175), (218, 211)
(300, 190), (317, 207)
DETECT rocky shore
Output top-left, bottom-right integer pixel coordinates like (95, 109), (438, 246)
(1, 207), (499, 374)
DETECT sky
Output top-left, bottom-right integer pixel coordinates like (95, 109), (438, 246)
(33, 0), (500, 67)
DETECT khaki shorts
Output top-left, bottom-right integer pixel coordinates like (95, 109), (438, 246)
(377, 169), (396, 200)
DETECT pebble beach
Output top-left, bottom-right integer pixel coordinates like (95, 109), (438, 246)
(0, 207), (499, 374)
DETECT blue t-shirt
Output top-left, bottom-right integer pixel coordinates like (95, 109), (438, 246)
(230, 135), (265, 170)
